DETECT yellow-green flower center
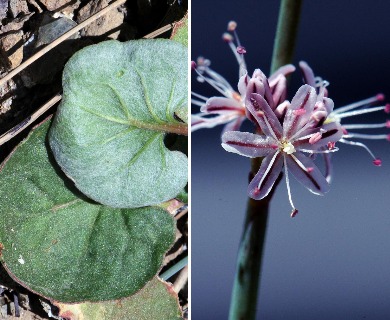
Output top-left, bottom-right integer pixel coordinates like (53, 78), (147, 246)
(281, 141), (296, 154)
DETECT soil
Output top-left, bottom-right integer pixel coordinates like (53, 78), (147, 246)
(0, 0), (188, 318)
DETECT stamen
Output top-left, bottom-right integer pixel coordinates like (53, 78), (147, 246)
(191, 61), (197, 69)
(205, 68), (235, 91)
(283, 155), (298, 214)
(376, 93), (385, 101)
(237, 46), (246, 54)
(343, 133), (389, 140)
(373, 159), (382, 166)
(297, 147), (339, 154)
(332, 94), (384, 115)
(191, 98), (207, 108)
(291, 209), (298, 218)
(342, 121), (390, 130)
(290, 154), (313, 173)
(222, 23), (247, 76)
(385, 104), (390, 113)
(336, 106), (387, 119)
(339, 138), (379, 162)
(327, 141), (336, 150)
(309, 132), (322, 144)
(324, 153), (333, 183)
(227, 21), (237, 31)
(196, 57), (210, 67)
(193, 66), (232, 97)
(191, 91), (209, 101)
(222, 33), (233, 42)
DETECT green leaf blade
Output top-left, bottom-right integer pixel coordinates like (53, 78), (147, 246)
(57, 277), (182, 320)
(0, 120), (176, 302)
(49, 39), (188, 208)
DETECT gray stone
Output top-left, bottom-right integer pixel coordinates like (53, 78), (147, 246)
(9, 0), (29, 18)
(0, 0), (8, 21)
(77, 0), (124, 39)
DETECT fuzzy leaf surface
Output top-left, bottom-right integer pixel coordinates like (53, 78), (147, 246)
(49, 39), (188, 208)
(0, 120), (176, 303)
(171, 13), (188, 47)
(56, 277), (182, 320)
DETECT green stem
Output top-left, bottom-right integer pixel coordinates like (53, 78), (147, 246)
(160, 256), (188, 281)
(228, 1), (303, 319)
(271, 0), (303, 73)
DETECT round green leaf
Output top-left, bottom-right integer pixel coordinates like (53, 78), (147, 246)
(56, 277), (182, 320)
(49, 39), (188, 208)
(0, 120), (176, 303)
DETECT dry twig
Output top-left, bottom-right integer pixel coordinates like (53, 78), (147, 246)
(0, 94), (62, 146)
(173, 265), (188, 293)
(0, 0), (127, 87)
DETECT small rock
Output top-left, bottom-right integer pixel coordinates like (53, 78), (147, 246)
(9, 0), (30, 18)
(0, 31), (24, 69)
(38, 0), (75, 11)
(77, 0), (124, 39)
(0, 49), (17, 115)
(56, 0), (81, 19)
(34, 13), (77, 48)
(20, 13), (86, 88)
(0, 0), (8, 21)
(39, 0), (70, 11)
(0, 13), (34, 34)
(0, 46), (11, 71)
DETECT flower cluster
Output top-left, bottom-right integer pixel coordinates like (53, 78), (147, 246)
(192, 22), (388, 216)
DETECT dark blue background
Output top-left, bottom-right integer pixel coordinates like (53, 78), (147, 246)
(192, 1), (390, 319)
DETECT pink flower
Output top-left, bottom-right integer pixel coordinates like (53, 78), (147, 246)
(222, 85), (343, 217)
(191, 22), (294, 134)
(299, 61), (389, 180)
(191, 56), (247, 134)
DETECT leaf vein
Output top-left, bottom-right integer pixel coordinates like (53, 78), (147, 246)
(79, 106), (129, 125)
(126, 132), (162, 168)
(133, 66), (164, 124)
(106, 83), (133, 122)
(165, 78), (176, 121)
